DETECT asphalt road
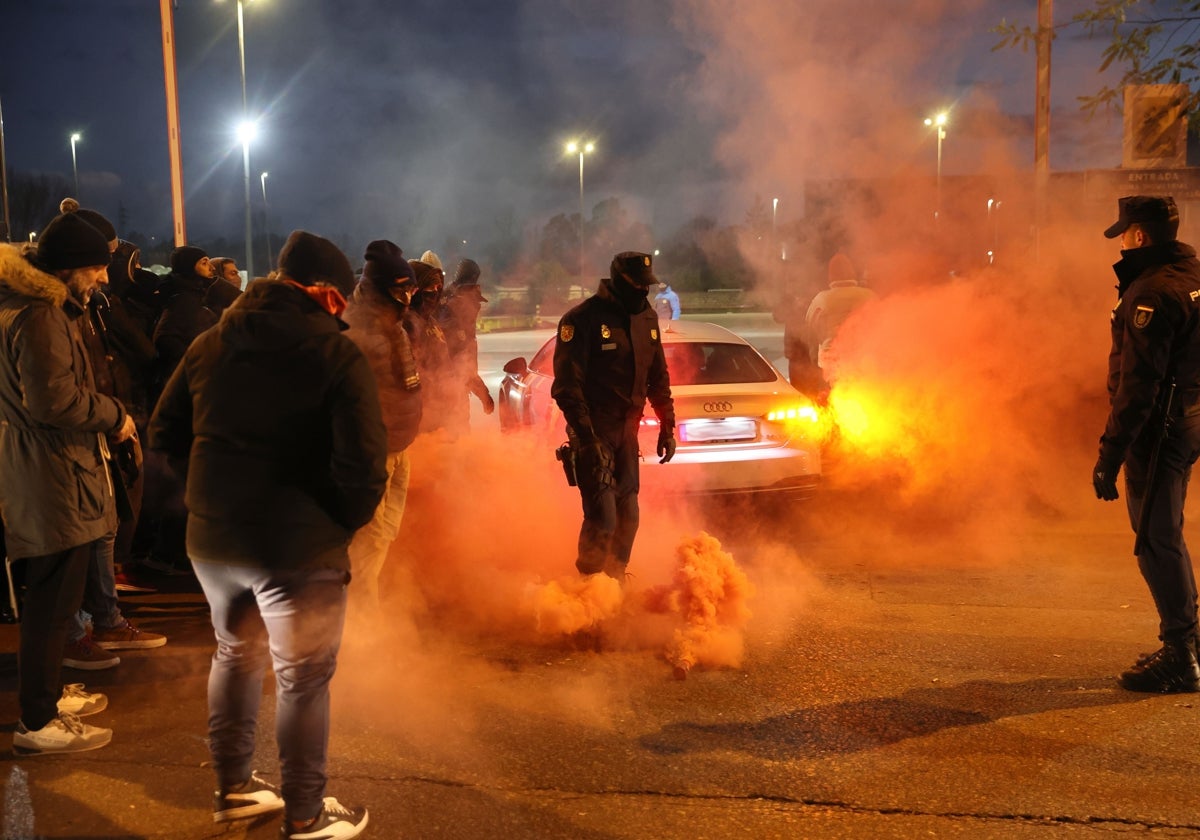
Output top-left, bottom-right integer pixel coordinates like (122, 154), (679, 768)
(3, 315), (1199, 839)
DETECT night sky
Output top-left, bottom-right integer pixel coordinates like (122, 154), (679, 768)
(1, 0), (1123, 264)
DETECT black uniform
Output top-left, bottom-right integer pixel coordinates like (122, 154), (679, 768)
(1099, 239), (1200, 652)
(552, 273), (674, 578)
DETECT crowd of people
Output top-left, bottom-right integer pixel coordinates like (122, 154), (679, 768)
(0, 200), (497, 839)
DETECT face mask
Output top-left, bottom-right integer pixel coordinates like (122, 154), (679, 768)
(283, 279), (347, 318)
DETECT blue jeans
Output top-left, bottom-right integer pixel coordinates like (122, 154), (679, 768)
(191, 560), (348, 823)
(69, 531), (124, 642)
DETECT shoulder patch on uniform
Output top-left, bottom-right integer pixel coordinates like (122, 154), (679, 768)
(600, 324), (611, 339)
(1133, 304), (1155, 329)
(559, 324), (574, 342)
(650, 328), (658, 340)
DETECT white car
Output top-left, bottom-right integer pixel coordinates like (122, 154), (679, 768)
(497, 320), (821, 498)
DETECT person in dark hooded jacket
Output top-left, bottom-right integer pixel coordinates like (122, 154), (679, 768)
(343, 240), (422, 612)
(0, 209), (137, 754)
(552, 251), (676, 582)
(149, 230), (386, 838)
(438, 258), (494, 433)
(152, 245), (218, 395)
(404, 258), (452, 432)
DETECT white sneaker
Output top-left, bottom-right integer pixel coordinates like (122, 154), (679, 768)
(13, 713), (112, 754)
(56, 683), (108, 717)
(281, 797), (368, 839)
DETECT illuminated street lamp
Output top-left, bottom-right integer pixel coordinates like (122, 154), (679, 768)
(69, 132), (82, 198)
(260, 171), (271, 263)
(565, 139), (594, 281)
(236, 120), (257, 280)
(987, 198), (1001, 265)
(923, 112), (948, 221)
(220, 0), (255, 277)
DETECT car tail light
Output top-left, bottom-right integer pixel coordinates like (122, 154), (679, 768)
(766, 403), (819, 424)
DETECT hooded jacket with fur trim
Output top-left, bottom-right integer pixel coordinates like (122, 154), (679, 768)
(0, 243), (127, 558)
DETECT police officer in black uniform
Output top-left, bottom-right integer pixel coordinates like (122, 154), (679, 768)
(1093, 194), (1200, 693)
(552, 251), (676, 580)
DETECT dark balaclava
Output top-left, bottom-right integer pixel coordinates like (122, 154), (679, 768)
(409, 259), (444, 314)
(170, 245), (209, 277)
(362, 239), (417, 307)
(608, 251), (656, 312)
(107, 240), (141, 296)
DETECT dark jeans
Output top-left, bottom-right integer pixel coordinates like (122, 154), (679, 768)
(192, 560), (348, 824)
(16, 542), (93, 730)
(1123, 410), (1200, 641)
(575, 420), (641, 577)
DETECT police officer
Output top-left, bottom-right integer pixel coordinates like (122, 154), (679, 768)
(1093, 194), (1200, 693)
(552, 251), (676, 580)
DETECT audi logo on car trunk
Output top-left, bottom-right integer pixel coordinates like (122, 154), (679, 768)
(703, 401), (733, 413)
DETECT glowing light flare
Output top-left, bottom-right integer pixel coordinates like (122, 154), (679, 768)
(766, 403), (819, 424)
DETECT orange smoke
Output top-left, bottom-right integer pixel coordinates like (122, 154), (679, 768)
(642, 531), (754, 675)
(525, 573), (623, 635)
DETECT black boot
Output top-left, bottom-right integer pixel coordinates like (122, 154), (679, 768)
(1119, 637), (1200, 693)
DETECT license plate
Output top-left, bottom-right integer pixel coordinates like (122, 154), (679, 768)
(679, 417), (757, 443)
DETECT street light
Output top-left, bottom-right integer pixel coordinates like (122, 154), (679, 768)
(565, 139), (594, 281)
(69, 132), (82, 198)
(220, 0), (254, 279)
(923, 112), (948, 221)
(237, 120), (256, 281)
(987, 198), (1001, 265)
(260, 171), (271, 263)
(772, 197), (783, 260)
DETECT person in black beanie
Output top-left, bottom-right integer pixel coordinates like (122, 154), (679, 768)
(149, 230), (384, 839)
(438, 257), (494, 433)
(65, 208), (166, 658)
(143, 245), (218, 576)
(343, 240), (422, 614)
(0, 208), (137, 753)
(154, 245), (218, 388)
(404, 258), (451, 432)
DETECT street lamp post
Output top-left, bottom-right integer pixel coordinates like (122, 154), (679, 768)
(237, 121), (255, 281)
(987, 198), (1001, 265)
(924, 112), (948, 221)
(69, 132), (82, 198)
(260, 171), (271, 264)
(220, 0), (254, 280)
(565, 139), (594, 281)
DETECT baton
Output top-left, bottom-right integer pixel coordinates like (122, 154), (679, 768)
(1133, 380), (1176, 556)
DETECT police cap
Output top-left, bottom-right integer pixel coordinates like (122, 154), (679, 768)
(1103, 195), (1179, 239)
(610, 251), (657, 288)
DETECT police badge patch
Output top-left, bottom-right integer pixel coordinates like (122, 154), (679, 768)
(1133, 305), (1155, 329)
(651, 328), (658, 340)
(560, 324), (574, 342)
(600, 324), (611, 339)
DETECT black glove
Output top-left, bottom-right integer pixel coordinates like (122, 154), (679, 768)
(578, 440), (614, 490)
(1092, 456), (1121, 501)
(657, 427), (676, 464)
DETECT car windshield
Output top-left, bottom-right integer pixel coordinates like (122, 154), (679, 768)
(664, 342), (776, 385)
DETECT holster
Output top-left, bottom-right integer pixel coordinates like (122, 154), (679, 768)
(555, 442), (577, 487)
